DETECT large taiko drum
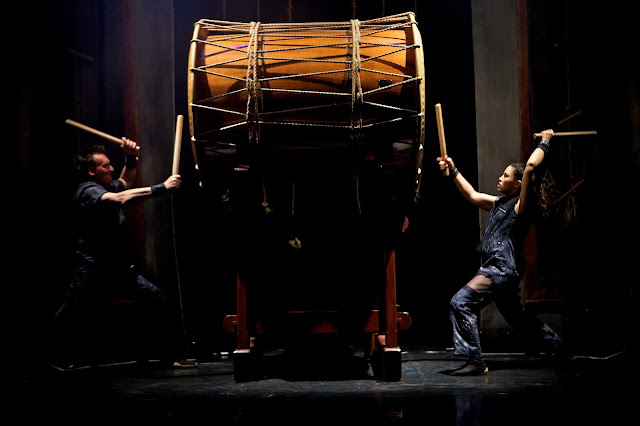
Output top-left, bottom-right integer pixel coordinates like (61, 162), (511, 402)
(188, 13), (425, 224)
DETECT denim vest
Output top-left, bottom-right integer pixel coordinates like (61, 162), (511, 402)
(477, 194), (531, 285)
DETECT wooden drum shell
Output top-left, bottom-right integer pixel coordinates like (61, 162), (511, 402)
(188, 13), (425, 219)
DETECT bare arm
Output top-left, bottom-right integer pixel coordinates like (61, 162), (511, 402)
(437, 156), (496, 212)
(118, 138), (139, 189)
(102, 174), (182, 204)
(515, 129), (553, 215)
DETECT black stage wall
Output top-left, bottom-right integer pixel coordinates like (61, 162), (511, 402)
(12, 0), (637, 379)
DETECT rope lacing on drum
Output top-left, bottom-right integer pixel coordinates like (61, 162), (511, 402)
(261, 180), (272, 215)
(287, 180), (301, 249)
(350, 18), (363, 215)
(189, 13), (426, 205)
(189, 13), (423, 136)
(350, 19), (363, 127)
(246, 21), (261, 144)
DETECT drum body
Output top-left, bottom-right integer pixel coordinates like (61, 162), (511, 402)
(188, 12), (424, 214)
(188, 13), (424, 310)
(188, 13), (424, 243)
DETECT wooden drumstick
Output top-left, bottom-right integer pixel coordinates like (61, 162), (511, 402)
(172, 115), (183, 175)
(65, 119), (140, 151)
(533, 130), (597, 139)
(435, 103), (449, 176)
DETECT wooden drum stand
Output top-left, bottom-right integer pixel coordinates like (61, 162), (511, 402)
(189, 13), (423, 381)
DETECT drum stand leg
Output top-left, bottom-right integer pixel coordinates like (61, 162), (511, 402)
(370, 249), (402, 381)
(232, 274), (263, 382)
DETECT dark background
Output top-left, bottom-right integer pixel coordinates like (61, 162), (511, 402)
(11, 0), (638, 376)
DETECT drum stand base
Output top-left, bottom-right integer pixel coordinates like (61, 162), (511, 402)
(232, 346), (265, 383)
(223, 249), (411, 382)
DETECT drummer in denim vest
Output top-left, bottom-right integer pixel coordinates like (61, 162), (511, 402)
(437, 129), (569, 376)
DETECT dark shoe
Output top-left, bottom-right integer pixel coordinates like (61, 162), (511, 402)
(172, 359), (198, 368)
(450, 358), (488, 376)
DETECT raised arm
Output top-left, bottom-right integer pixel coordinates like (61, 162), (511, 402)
(118, 138), (139, 189)
(515, 129), (553, 215)
(437, 155), (496, 212)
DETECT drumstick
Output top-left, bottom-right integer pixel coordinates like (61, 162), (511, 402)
(65, 119), (140, 151)
(435, 103), (449, 176)
(172, 115), (183, 175)
(533, 130), (597, 139)
(170, 115), (186, 344)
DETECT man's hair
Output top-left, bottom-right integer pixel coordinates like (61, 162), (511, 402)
(509, 162), (525, 182)
(74, 145), (107, 181)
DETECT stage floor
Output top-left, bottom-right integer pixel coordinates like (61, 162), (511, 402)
(15, 345), (632, 425)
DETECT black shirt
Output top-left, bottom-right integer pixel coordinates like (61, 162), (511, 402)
(72, 179), (131, 275)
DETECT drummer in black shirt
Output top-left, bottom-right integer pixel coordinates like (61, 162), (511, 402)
(54, 139), (196, 368)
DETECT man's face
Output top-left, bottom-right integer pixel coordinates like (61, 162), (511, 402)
(89, 153), (114, 187)
(497, 165), (521, 196)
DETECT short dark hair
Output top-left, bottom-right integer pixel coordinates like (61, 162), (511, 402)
(74, 145), (107, 181)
